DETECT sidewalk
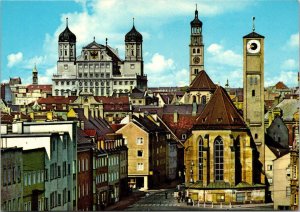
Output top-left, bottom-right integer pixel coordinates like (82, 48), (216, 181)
(105, 191), (145, 211)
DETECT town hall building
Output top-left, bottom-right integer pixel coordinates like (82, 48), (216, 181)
(52, 18), (147, 97)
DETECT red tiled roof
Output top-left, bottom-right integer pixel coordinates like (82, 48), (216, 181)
(162, 114), (198, 139)
(110, 124), (125, 132)
(27, 84), (52, 93)
(189, 70), (217, 91)
(194, 86), (246, 130)
(37, 96), (77, 104)
(274, 81), (288, 90)
(84, 129), (97, 137)
(1, 113), (13, 124)
(265, 100), (275, 109)
(94, 96), (130, 112)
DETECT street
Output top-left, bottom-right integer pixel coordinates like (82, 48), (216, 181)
(125, 188), (274, 211)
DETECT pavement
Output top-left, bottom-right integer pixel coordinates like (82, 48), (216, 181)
(105, 180), (181, 211)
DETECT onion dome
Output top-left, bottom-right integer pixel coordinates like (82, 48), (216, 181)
(59, 18), (76, 42)
(125, 18), (143, 42)
(190, 6), (202, 27)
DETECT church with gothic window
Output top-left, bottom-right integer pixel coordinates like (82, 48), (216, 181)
(183, 8), (266, 204)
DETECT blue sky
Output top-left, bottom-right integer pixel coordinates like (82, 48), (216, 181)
(1, 0), (299, 88)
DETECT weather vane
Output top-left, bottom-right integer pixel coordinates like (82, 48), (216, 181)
(252, 16), (255, 32)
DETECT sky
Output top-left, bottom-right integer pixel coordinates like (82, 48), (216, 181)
(1, 0), (299, 88)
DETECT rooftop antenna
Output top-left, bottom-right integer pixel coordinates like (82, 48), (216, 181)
(252, 16), (255, 32)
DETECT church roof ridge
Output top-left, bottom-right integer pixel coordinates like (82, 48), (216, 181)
(194, 86), (246, 130)
(189, 70), (217, 91)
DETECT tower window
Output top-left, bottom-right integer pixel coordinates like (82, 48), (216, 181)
(194, 69), (198, 74)
(131, 50), (134, 56)
(197, 49), (200, 53)
(250, 77), (253, 85)
(255, 134), (258, 139)
(193, 49), (196, 54)
(60, 50), (62, 56)
(252, 90), (255, 97)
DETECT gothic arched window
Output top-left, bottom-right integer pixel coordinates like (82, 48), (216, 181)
(201, 95), (206, 105)
(198, 137), (204, 182)
(197, 48), (200, 54)
(214, 137), (224, 182)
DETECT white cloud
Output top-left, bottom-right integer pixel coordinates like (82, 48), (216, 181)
(145, 53), (188, 87)
(287, 33), (299, 48)
(7, 52), (23, 68)
(265, 71), (298, 87)
(145, 53), (175, 73)
(207, 43), (242, 67)
(281, 59), (298, 70)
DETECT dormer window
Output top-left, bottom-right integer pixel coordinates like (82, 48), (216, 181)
(182, 134), (187, 140)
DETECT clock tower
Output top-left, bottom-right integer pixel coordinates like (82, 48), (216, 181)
(243, 17), (265, 176)
(189, 5), (204, 84)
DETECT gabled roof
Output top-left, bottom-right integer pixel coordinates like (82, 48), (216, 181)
(194, 86), (246, 130)
(189, 70), (217, 91)
(274, 81), (289, 90)
(94, 96), (130, 112)
(243, 31), (264, 38)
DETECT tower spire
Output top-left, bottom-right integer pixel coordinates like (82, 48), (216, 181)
(106, 38), (108, 47)
(93, 36), (95, 42)
(252, 16), (255, 32)
(195, 4), (198, 18)
(66, 17), (68, 27)
(133, 17), (135, 26)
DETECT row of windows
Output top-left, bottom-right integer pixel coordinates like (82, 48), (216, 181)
(78, 158), (89, 173)
(78, 73), (110, 78)
(78, 63), (110, 68)
(60, 50), (74, 57)
(2, 165), (21, 186)
(95, 173), (107, 184)
(55, 81), (76, 86)
(108, 172), (119, 182)
(113, 81), (134, 86)
(79, 88), (110, 94)
(94, 157), (107, 169)
(50, 189), (71, 209)
(192, 48), (201, 54)
(249, 77), (258, 85)
(79, 81), (110, 86)
(2, 197), (21, 211)
(51, 135), (68, 152)
(108, 156), (119, 166)
(24, 170), (44, 186)
(78, 183), (89, 199)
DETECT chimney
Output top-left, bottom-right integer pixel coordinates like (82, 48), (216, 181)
(84, 104), (89, 119)
(174, 110), (178, 123)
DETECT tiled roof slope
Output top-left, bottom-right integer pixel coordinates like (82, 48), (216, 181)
(162, 114), (198, 139)
(274, 81), (289, 89)
(189, 70), (217, 91)
(194, 86), (246, 130)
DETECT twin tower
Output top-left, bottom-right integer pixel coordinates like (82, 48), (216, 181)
(190, 9), (265, 166)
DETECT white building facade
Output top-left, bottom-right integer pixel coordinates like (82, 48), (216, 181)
(1, 121), (78, 211)
(52, 19), (147, 96)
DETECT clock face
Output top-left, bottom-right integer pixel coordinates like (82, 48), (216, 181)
(247, 40), (261, 54)
(193, 56), (200, 64)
